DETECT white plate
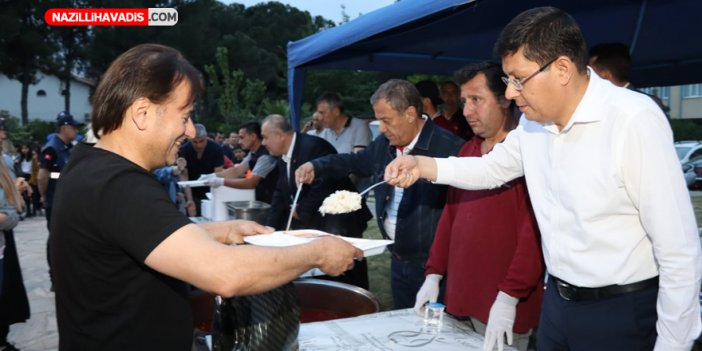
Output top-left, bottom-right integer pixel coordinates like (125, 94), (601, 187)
(342, 237), (394, 256)
(177, 180), (209, 188)
(244, 230), (393, 257)
(243, 232), (313, 247)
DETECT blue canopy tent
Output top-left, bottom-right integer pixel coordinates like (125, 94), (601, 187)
(287, 0), (702, 128)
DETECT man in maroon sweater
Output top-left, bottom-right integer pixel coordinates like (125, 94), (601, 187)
(436, 80), (473, 140)
(414, 62), (544, 351)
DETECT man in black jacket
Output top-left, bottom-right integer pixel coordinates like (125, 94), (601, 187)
(296, 79), (464, 308)
(262, 114), (373, 289)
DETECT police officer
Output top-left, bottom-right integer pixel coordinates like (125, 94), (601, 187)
(38, 111), (81, 287)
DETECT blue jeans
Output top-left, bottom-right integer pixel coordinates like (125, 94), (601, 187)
(390, 255), (427, 309)
(537, 276), (657, 350)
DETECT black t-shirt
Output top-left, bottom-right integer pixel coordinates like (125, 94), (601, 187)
(50, 143), (193, 351)
(179, 140), (224, 204)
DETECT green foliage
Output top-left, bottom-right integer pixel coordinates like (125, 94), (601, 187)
(46, 0), (93, 113)
(305, 70), (397, 119)
(0, 0), (55, 78)
(1, 0), (380, 130)
(0, 0), (58, 123)
(23, 119), (57, 144)
(83, 0), (172, 78)
(261, 99), (291, 117)
(205, 47), (267, 131)
(291, 103), (314, 125)
(1, 114), (29, 145)
(671, 119), (702, 141)
(340, 4), (350, 24)
(364, 218), (392, 311)
(690, 196), (702, 227)
(85, 0), (333, 101)
(0, 112), (54, 147)
(406, 73), (453, 85)
(81, 1), (336, 128)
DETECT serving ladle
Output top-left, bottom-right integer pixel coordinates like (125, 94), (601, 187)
(285, 184), (303, 232)
(359, 179), (389, 197)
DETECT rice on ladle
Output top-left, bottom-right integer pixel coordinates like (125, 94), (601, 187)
(319, 190), (361, 215)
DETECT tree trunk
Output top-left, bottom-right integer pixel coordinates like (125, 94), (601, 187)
(20, 67), (29, 125)
(64, 76), (71, 112)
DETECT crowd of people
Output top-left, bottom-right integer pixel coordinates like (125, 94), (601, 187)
(0, 5), (700, 351)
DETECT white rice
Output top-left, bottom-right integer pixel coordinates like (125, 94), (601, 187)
(319, 190), (362, 215)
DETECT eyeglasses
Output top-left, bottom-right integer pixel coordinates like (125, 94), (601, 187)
(501, 58), (557, 91)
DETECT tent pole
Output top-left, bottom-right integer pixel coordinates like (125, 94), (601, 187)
(288, 67), (306, 131)
(630, 0), (648, 53)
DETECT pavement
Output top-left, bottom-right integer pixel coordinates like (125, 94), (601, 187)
(6, 216), (58, 351)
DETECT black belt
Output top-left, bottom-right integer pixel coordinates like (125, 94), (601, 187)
(552, 275), (658, 301)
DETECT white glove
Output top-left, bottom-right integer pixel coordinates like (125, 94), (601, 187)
(197, 173), (217, 181)
(484, 291), (518, 351)
(413, 274), (442, 316)
(205, 176), (224, 188)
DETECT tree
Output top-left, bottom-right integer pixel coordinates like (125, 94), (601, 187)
(84, 0), (170, 78)
(0, 0), (57, 124)
(340, 5), (350, 24)
(0, 110), (55, 147)
(204, 47), (266, 131)
(207, 2), (335, 99)
(79, 1), (337, 127)
(47, 0), (92, 113)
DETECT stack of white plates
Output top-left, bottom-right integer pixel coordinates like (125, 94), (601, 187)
(201, 199), (212, 219)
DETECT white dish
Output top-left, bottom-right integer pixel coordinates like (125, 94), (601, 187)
(342, 237), (394, 256)
(177, 180), (209, 188)
(243, 232), (312, 247)
(244, 230), (393, 257)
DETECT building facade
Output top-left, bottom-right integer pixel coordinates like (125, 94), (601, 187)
(642, 84), (702, 119)
(0, 73), (93, 124)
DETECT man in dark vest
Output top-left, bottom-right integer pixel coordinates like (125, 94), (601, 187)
(205, 121), (278, 204)
(38, 111), (81, 287)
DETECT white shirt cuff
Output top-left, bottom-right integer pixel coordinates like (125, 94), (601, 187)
(433, 157), (456, 185)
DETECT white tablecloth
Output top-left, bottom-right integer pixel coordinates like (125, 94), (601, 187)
(299, 308), (518, 350)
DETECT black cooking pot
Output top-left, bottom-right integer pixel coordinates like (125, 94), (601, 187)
(211, 282), (299, 351)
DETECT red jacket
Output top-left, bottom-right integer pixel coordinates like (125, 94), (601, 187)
(426, 137), (544, 333)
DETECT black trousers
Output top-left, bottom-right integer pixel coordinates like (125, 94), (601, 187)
(537, 276), (658, 351)
(46, 206), (53, 283)
(0, 231), (30, 336)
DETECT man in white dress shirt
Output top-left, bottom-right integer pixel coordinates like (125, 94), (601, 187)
(385, 6), (701, 351)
